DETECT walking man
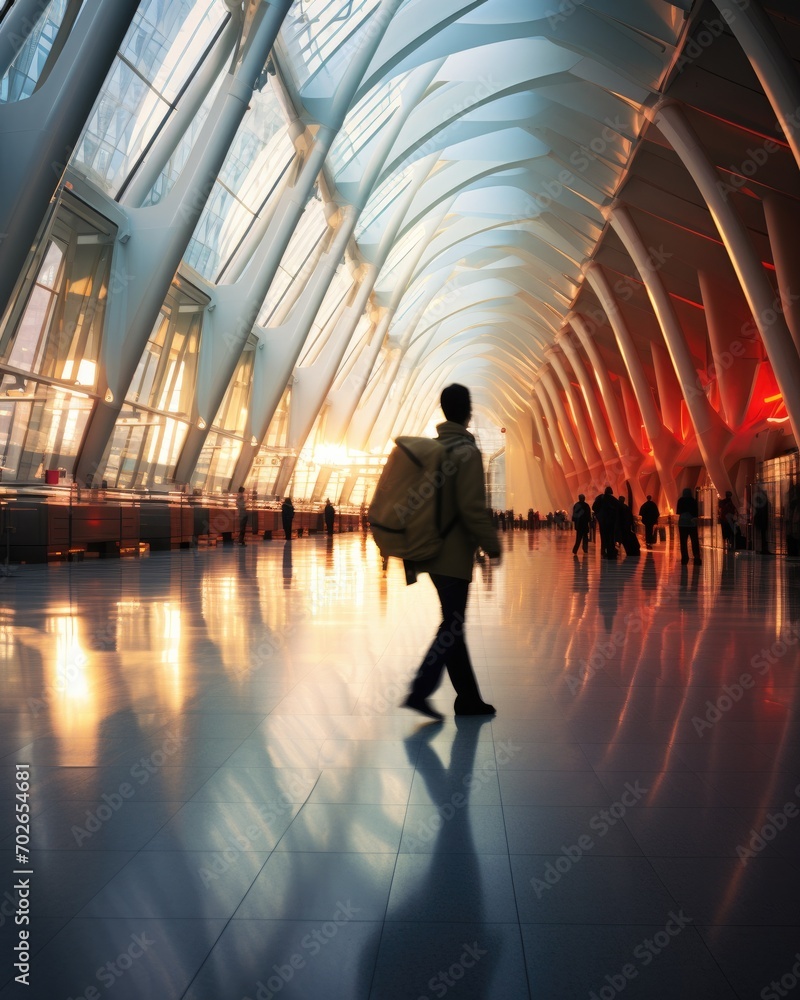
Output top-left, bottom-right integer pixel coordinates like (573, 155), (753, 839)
(403, 384), (501, 720)
(638, 494), (660, 549)
(324, 498), (336, 535)
(592, 486), (620, 559)
(571, 494), (591, 554)
(281, 496), (295, 540)
(236, 486), (248, 545)
(677, 487), (701, 564)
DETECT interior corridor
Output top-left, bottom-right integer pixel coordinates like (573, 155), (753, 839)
(1, 529), (798, 999)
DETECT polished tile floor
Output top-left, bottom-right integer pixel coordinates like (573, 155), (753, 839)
(0, 528), (798, 999)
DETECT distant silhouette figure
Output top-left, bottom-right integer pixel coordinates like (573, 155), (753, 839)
(617, 496), (640, 557)
(236, 486), (248, 545)
(718, 491), (738, 551)
(571, 493), (591, 554)
(752, 485), (772, 555)
(787, 484), (800, 558)
(677, 487), (701, 565)
(281, 497), (294, 540)
(324, 498), (335, 535)
(638, 494), (659, 549)
(592, 486), (620, 559)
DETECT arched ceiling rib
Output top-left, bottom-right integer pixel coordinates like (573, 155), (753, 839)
(268, 0), (695, 438)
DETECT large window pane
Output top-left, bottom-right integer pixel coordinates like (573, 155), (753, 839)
(72, 0), (228, 196)
(0, 0), (68, 103)
(0, 382), (93, 482)
(102, 407), (189, 489)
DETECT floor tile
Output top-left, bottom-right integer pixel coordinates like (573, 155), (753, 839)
(234, 852), (395, 921)
(1, 532), (797, 995)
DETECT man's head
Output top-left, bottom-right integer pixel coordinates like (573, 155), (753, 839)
(646, 495), (652, 501)
(725, 491), (732, 498)
(604, 485), (613, 495)
(682, 488), (692, 497)
(441, 383), (471, 425)
(578, 494), (585, 501)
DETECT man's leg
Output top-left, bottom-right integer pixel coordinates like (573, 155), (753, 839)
(409, 576), (467, 701)
(407, 575), (490, 714)
(679, 527), (689, 563)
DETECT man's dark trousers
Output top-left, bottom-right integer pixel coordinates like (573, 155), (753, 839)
(572, 523), (589, 553)
(409, 575), (482, 704)
(598, 522), (616, 558)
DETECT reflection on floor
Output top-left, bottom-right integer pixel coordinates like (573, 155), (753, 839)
(0, 528), (798, 999)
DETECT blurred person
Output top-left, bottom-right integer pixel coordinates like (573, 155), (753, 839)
(639, 494), (659, 549)
(677, 487), (701, 565)
(571, 493), (591, 554)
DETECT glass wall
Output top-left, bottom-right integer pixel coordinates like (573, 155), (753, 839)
(0, 194), (115, 480)
(72, 0), (228, 196)
(100, 282), (206, 487)
(191, 335), (257, 493)
(183, 78), (294, 282)
(0, 0), (69, 102)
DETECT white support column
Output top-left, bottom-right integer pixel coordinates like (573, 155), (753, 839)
(534, 380), (577, 494)
(286, 264), (378, 455)
(566, 314), (644, 488)
(546, 347), (606, 494)
(762, 193), (800, 357)
(177, 46), (437, 485)
(506, 411), (549, 513)
(654, 101), (800, 447)
(358, 198), (454, 452)
(75, 0), (293, 485)
(0, 0), (51, 78)
(710, 0), (800, 171)
(0, 0), (141, 319)
(121, 13), (243, 209)
(531, 394), (569, 507)
(325, 312), (387, 444)
(584, 263), (681, 503)
(539, 365), (590, 489)
(230, 207), (357, 486)
(555, 329), (622, 475)
(609, 203), (735, 497)
(697, 270), (761, 431)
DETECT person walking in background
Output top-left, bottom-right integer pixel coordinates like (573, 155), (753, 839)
(617, 496), (640, 556)
(752, 484), (772, 555)
(324, 498), (336, 535)
(718, 491), (738, 551)
(236, 486), (248, 545)
(592, 486), (620, 559)
(281, 496), (295, 540)
(677, 487), (701, 565)
(402, 384), (501, 721)
(571, 493), (591, 554)
(639, 494), (660, 549)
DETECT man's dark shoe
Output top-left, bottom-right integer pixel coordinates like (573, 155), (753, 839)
(402, 695), (444, 721)
(454, 698), (496, 716)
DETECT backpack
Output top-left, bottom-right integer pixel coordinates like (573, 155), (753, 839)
(368, 436), (460, 562)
